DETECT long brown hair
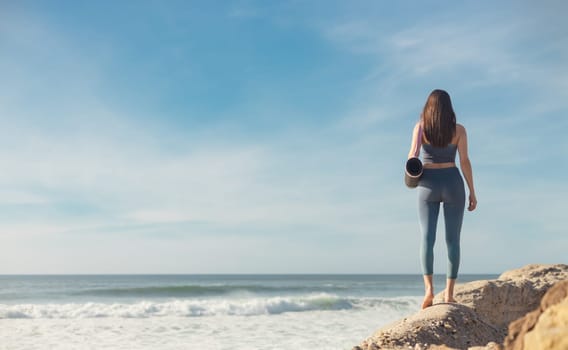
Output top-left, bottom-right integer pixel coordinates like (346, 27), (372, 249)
(421, 89), (456, 147)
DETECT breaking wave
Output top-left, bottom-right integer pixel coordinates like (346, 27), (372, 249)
(0, 294), (419, 319)
(69, 284), (345, 298)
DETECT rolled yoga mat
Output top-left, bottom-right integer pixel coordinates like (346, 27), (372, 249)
(405, 157), (423, 188)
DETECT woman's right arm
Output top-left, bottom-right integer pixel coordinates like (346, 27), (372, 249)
(457, 124), (477, 211)
(407, 122), (421, 159)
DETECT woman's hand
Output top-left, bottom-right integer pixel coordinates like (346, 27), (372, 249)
(468, 193), (477, 211)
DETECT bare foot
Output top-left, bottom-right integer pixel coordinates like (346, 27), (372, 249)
(444, 296), (457, 303)
(422, 293), (434, 309)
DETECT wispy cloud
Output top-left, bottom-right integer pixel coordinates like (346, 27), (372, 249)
(322, 14), (560, 85)
(227, 2), (261, 19)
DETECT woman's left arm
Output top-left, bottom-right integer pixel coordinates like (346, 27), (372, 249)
(457, 124), (477, 211)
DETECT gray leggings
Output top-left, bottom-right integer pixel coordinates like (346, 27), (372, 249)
(417, 167), (465, 279)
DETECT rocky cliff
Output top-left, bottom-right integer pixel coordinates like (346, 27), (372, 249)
(353, 264), (568, 350)
(504, 279), (568, 350)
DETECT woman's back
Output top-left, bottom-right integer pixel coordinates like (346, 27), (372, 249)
(422, 143), (457, 164)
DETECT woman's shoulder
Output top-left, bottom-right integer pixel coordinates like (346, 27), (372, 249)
(412, 121), (422, 133)
(449, 123), (465, 144)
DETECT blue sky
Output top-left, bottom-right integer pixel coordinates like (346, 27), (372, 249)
(1, 1), (566, 274)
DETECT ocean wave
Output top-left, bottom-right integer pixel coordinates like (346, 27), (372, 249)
(0, 294), (420, 319)
(69, 284), (349, 298)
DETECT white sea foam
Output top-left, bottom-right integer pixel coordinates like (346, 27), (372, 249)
(0, 294), (419, 319)
(0, 275), (430, 349)
(0, 297), (421, 350)
(0, 310), (407, 350)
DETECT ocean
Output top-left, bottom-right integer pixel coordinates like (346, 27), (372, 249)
(0, 274), (496, 349)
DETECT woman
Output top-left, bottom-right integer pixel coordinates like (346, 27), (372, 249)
(407, 89), (477, 309)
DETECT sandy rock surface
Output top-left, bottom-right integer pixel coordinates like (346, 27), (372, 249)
(432, 264), (568, 329)
(354, 264), (568, 350)
(355, 303), (502, 350)
(504, 279), (568, 350)
(524, 298), (568, 350)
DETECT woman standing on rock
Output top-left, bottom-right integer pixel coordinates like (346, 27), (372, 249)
(407, 89), (477, 309)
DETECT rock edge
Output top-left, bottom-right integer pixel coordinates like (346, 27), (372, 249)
(354, 264), (568, 350)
